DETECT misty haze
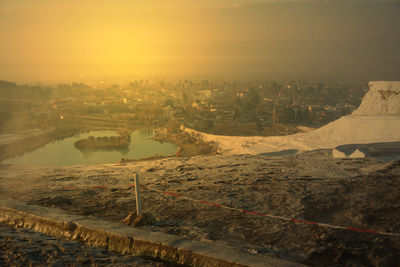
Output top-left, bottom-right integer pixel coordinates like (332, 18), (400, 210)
(0, 1), (399, 266)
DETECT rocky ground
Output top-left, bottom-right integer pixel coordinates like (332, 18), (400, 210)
(0, 151), (399, 266)
(0, 222), (167, 266)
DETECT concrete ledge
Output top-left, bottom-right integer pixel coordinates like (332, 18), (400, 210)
(0, 197), (302, 267)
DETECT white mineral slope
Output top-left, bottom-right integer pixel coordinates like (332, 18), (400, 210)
(185, 81), (400, 155)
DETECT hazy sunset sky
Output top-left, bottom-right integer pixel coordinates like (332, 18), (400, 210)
(1, 0), (399, 83)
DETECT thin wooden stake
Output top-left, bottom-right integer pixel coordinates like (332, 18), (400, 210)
(134, 173), (142, 216)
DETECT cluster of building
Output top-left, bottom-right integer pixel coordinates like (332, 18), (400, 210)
(0, 79), (368, 134)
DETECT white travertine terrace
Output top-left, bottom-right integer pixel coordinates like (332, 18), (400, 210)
(184, 81), (400, 155)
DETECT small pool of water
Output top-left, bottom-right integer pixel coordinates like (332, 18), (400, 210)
(4, 130), (177, 166)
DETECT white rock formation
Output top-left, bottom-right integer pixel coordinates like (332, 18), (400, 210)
(348, 149), (366, 159)
(332, 149), (347, 159)
(353, 81), (400, 116)
(185, 81), (400, 155)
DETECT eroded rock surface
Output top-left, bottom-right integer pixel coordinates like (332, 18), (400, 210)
(0, 222), (166, 266)
(1, 152), (399, 266)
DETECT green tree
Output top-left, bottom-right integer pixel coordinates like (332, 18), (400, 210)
(255, 119), (263, 132)
(163, 99), (174, 107)
(202, 119), (214, 131)
(182, 92), (188, 105)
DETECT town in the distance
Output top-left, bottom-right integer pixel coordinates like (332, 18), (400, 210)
(0, 78), (367, 137)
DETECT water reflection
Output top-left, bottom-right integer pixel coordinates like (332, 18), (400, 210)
(4, 130), (177, 166)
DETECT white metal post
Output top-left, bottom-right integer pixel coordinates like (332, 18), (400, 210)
(134, 173), (142, 216)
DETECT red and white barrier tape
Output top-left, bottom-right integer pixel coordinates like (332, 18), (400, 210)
(23, 183), (400, 237)
(144, 185), (400, 238)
